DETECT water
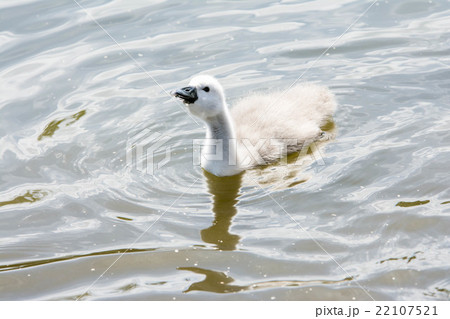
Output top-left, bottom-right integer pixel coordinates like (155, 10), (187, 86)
(0, 0), (449, 301)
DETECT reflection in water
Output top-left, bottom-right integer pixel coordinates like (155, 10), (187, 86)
(201, 170), (243, 251)
(178, 266), (353, 294)
(395, 200), (430, 207)
(179, 267), (243, 293)
(424, 287), (450, 300)
(37, 110), (86, 141)
(0, 189), (49, 208)
(378, 251), (423, 264)
(0, 248), (155, 272)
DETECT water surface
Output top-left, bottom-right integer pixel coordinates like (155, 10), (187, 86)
(0, 0), (449, 300)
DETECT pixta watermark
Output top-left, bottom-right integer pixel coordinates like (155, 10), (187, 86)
(126, 129), (326, 175)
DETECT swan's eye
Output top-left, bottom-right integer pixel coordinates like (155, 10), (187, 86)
(202, 86), (210, 92)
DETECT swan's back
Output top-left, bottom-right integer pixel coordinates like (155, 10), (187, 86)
(231, 83), (336, 165)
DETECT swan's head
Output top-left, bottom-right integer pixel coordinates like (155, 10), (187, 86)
(172, 75), (226, 120)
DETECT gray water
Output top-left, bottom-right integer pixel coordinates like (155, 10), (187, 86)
(0, 0), (449, 301)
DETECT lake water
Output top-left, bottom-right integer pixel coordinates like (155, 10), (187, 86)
(0, 0), (449, 301)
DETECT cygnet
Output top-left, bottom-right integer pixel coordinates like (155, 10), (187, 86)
(173, 75), (336, 176)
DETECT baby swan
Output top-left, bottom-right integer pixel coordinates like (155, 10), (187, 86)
(172, 75), (336, 176)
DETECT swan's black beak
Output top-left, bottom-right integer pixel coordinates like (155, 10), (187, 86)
(172, 86), (198, 104)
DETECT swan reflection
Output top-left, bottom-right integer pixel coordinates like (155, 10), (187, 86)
(200, 170), (243, 251)
(178, 266), (353, 294)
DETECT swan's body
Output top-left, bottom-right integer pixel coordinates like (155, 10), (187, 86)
(173, 75), (336, 176)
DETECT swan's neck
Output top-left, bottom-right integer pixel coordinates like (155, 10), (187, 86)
(205, 110), (235, 140)
(202, 109), (241, 176)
